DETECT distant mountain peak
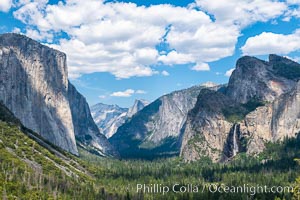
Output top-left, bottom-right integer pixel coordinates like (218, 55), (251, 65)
(92, 102), (126, 110)
(91, 99), (149, 138)
(127, 99), (149, 118)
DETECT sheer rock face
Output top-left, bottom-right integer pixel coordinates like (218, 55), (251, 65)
(0, 33), (78, 155)
(180, 89), (233, 162)
(68, 83), (117, 156)
(0, 33), (116, 157)
(181, 55), (300, 162)
(109, 85), (220, 158)
(240, 81), (300, 156)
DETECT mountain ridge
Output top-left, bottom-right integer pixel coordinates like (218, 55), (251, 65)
(109, 84), (222, 159)
(2, 33), (299, 163)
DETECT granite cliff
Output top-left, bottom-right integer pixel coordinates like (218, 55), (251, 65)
(0, 33), (78, 155)
(68, 82), (117, 156)
(180, 55), (300, 162)
(0, 33), (115, 156)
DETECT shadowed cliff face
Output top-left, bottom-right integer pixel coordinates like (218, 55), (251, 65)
(180, 55), (300, 162)
(0, 33), (116, 157)
(68, 82), (117, 156)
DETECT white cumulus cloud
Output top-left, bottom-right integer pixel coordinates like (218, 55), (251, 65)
(158, 50), (195, 65)
(225, 68), (235, 77)
(241, 30), (300, 55)
(191, 63), (210, 71)
(161, 70), (170, 76)
(12, 0), (291, 78)
(193, 0), (287, 27)
(0, 0), (12, 12)
(110, 89), (135, 97)
(110, 89), (147, 97)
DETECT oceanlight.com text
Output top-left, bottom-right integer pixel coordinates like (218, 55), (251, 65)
(136, 183), (294, 196)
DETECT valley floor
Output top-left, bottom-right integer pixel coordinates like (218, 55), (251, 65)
(0, 119), (300, 199)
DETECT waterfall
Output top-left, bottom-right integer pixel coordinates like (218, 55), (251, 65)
(232, 124), (239, 156)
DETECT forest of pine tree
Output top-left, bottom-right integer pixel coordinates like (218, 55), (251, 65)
(0, 102), (300, 199)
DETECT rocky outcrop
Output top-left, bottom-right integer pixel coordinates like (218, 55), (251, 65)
(0, 33), (78, 155)
(181, 55), (300, 162)
(226, 55), (295, 103)
(68, 83), (117, 156)
(110, 85), (220, 158)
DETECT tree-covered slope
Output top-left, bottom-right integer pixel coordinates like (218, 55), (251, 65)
(0, 102), (100, 199)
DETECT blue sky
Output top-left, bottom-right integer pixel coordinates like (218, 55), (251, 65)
(1, 0), (300, 107)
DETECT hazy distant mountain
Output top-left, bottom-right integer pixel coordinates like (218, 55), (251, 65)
(91, 99), (149, 138)
(91, 103), (128, 138)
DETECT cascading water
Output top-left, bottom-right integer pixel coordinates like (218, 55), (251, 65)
(232, 124), (239, 156)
